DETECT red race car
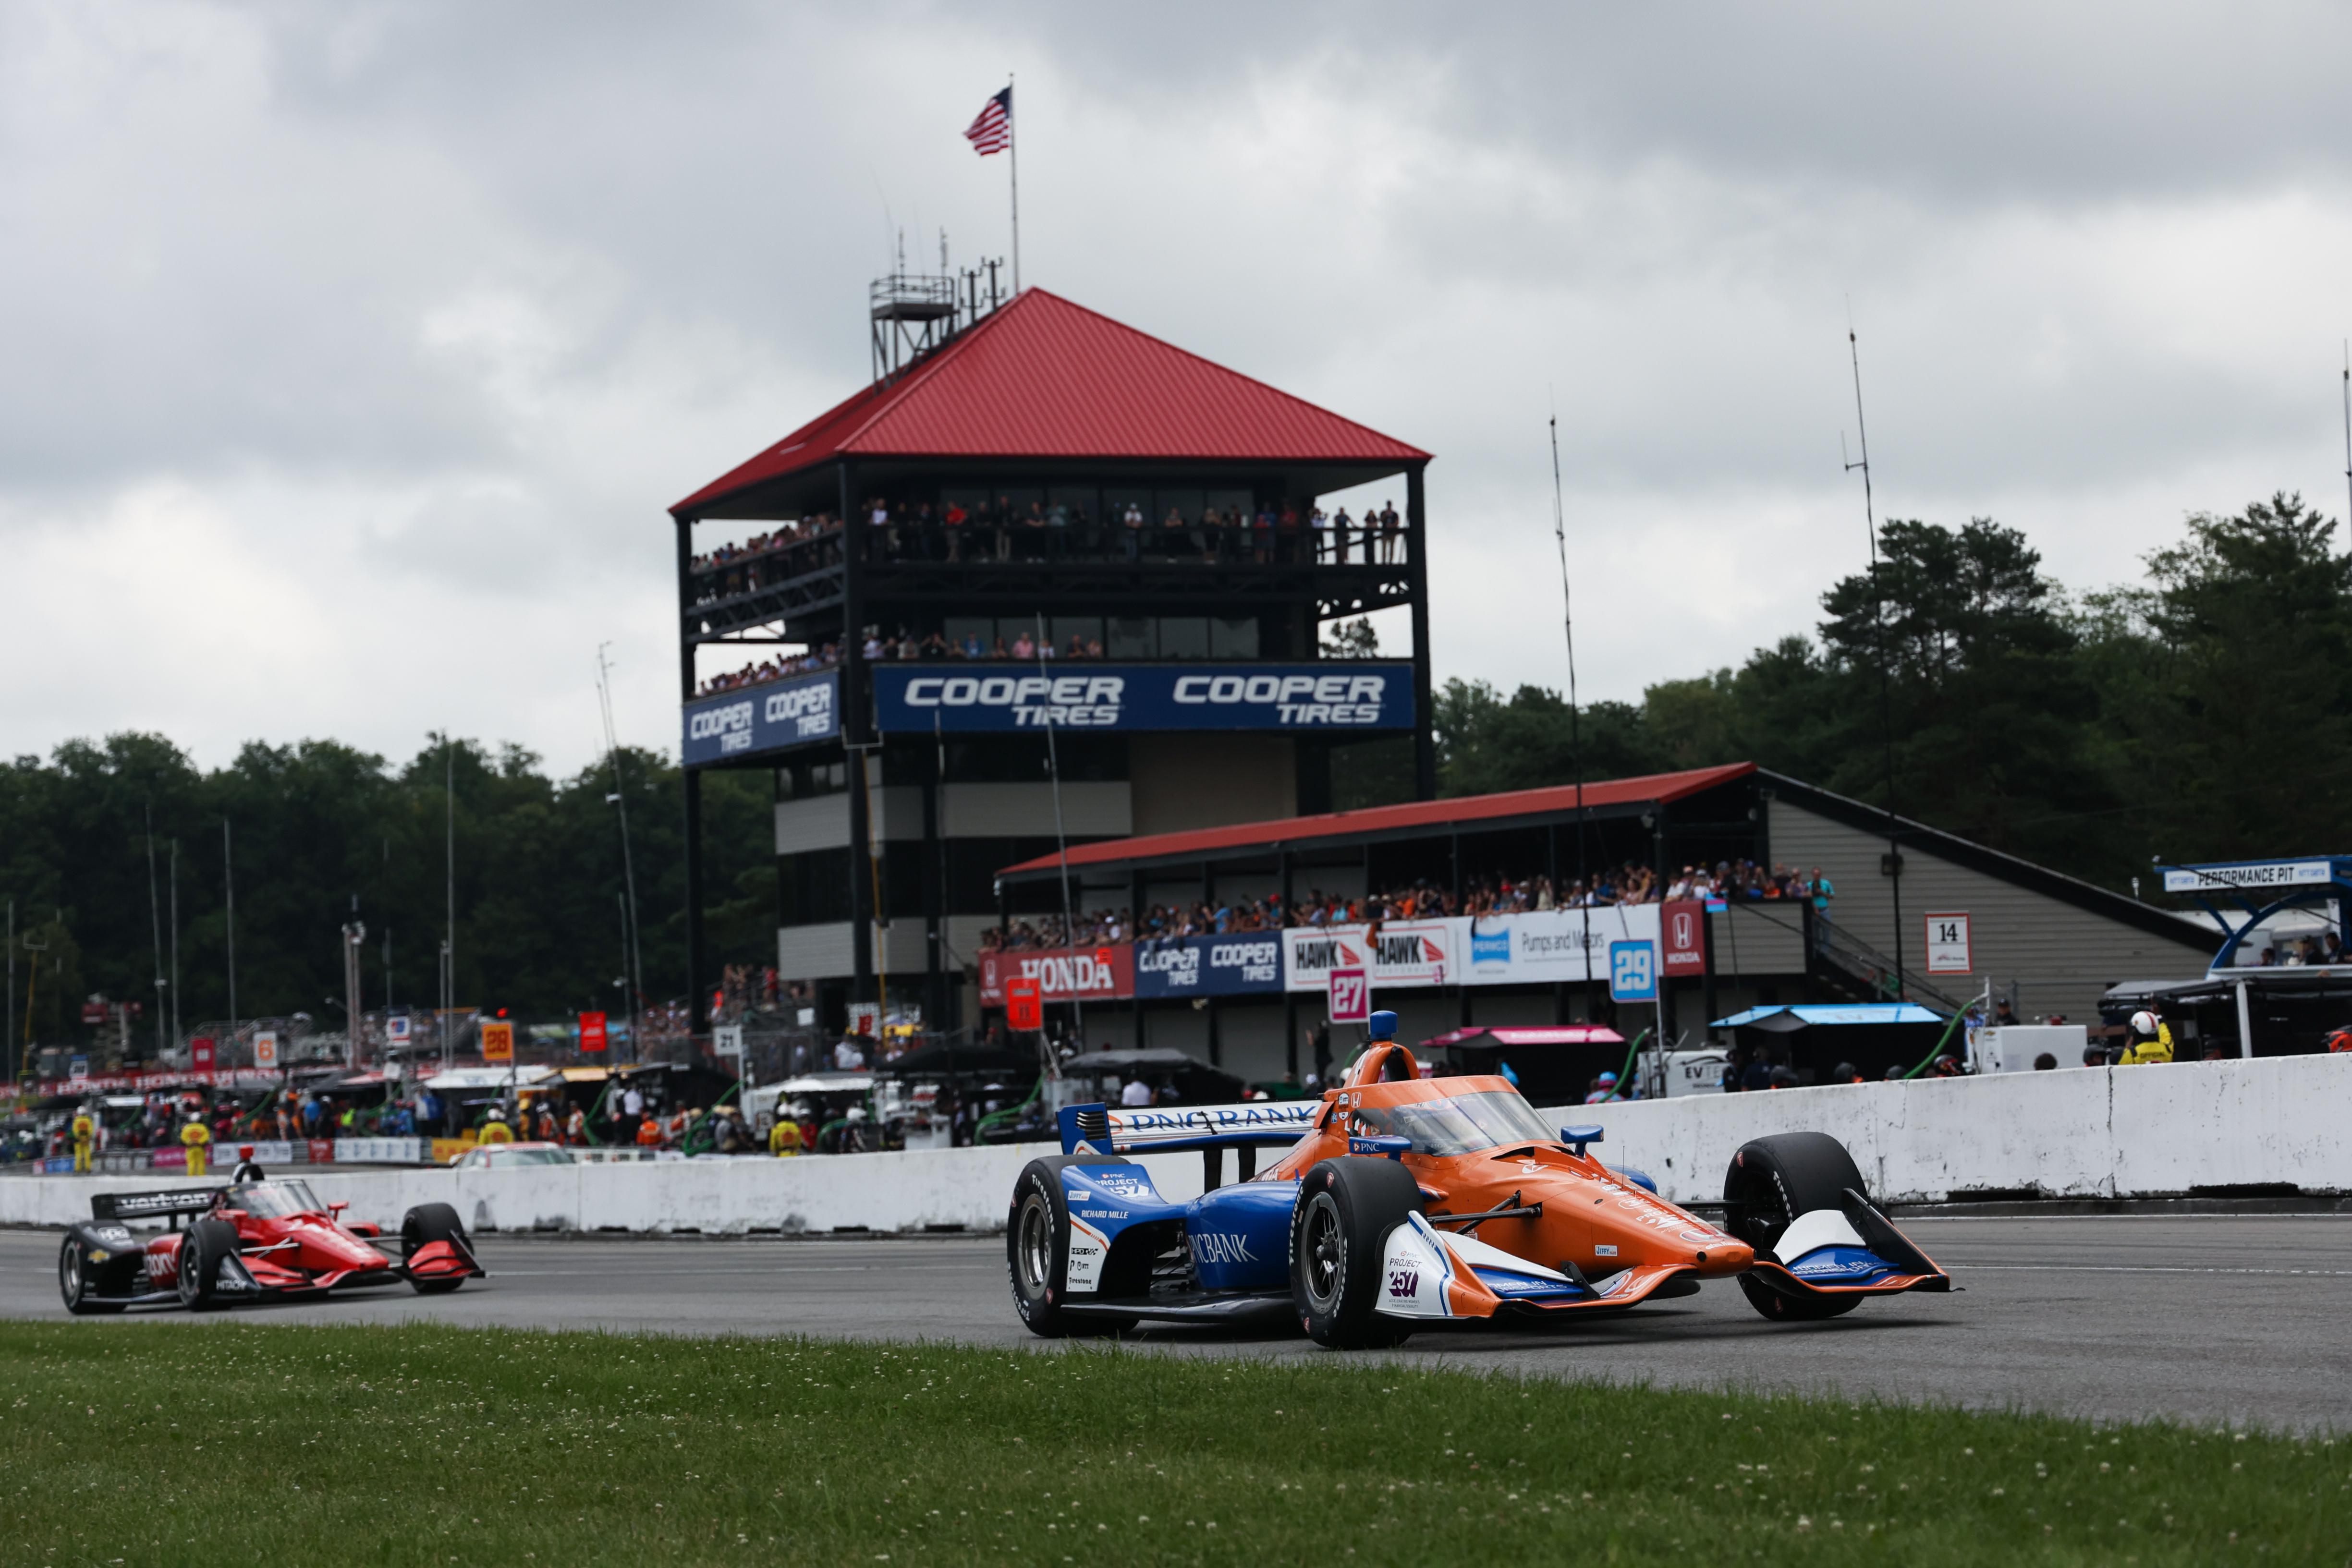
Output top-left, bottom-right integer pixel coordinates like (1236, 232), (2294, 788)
(57, 1178), (484, 1313)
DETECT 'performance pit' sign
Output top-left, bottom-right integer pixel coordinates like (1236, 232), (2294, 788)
(873, 662), (1415, 733)
(682, 669), (840, 765)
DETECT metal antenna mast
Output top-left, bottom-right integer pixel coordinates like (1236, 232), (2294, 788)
(1036, 613), (1078, 1062)
(1549, 404), (1593, 1017)
(1844, 318), (1905, 1000)
(145, 803), (167, 1058)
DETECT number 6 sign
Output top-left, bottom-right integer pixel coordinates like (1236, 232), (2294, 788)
(1328, 967), (1370, 1026)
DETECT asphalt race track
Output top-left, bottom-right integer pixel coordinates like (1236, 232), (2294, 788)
(5, 1215), (2348, 1433)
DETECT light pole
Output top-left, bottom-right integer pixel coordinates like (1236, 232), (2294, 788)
(341, 918), (367, 1070)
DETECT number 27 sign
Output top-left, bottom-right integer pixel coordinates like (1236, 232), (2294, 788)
(1328, 968), (1369, 1025)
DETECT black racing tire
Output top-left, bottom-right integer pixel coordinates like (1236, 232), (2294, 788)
(401, 1203), (473, 1294)
(1006, 1157), (1136, 1338)
(177, 1219), (237, 1311)
(1289, 1157), (1424, 1349)
(58, 1235), (122, 1315)
(1720, 1131), (1868, 1260)
(1738, 1273), (1863, 1322)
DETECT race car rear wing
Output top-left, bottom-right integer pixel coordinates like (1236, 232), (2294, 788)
(1058, 1100), (1318, 1158)
(91, 1188), (224, 1226)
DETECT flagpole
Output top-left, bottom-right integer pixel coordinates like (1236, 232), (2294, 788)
(1007, 73), (1021, 293)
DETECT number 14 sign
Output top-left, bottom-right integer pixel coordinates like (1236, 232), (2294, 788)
(1925, 912), (1972, 974)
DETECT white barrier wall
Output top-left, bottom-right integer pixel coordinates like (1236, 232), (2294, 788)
(1545, 1053), (2352, 1207)
(6, 1055), (2346, 1234)
(0, 1141), (1226, 1237)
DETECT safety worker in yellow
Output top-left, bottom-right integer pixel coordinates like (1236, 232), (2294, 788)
(2119, 1009), (2176, 1065)
(768, 1111), (804, 1157)
(477, 1105), (515, 1145)
(179, 1113), (212, 1177)
(70, 1104), (96, 1173)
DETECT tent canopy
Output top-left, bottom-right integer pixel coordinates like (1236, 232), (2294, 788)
(1420, 1026), (1626, 1050)
(1713, 1003), (1946, 1032)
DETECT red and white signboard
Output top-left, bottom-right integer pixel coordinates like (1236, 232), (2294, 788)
(978, 945), (1135, 1005)
(1004, 977), (1043, 1033)
(847, 1001), (882, 1037)
(579, 1011), (608, 1052)
(1661, 900), (1708, 976)
(252, 1031), (279, 1070)
(1925, 912), (1973, 974)
(1327, 967), (1370, 1026)
(189, 1037), (215, 1070)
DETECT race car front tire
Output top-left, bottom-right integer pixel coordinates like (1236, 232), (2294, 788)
(1290, 1156), (1424, 1349)
(1723, 1131), (1872, 1323)
(1721, 1130), (1869, 1261)
(58, 1235), (123, 1315)
(401, 1203), (473, 1293)
(177, 1219), (238, 1311)
(1006, 1157), (1136, 1338)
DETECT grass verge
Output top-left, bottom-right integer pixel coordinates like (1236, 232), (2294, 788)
(2, 1321), (2344, 1565)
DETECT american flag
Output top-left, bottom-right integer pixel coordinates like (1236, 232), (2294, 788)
(963, 86), (1011, 156)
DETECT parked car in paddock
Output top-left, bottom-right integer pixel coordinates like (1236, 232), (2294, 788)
(447, 1141), (576, 1171)
(57, 1179), (484, 1314)
(1008, 1011), (1949, 1348)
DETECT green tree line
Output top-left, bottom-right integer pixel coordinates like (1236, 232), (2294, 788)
(0, 735), (777, 1049)
(1418, 492), (2352, 890)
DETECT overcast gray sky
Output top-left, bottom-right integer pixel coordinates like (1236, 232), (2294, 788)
(7, 1), (2352, 775)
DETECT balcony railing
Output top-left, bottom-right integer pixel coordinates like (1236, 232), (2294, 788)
(689, 518), (1412, 596)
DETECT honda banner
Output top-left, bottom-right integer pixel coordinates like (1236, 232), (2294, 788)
(978, 944), (1136, 1006)
(1132, 935), (1285, 999)
(1661, 899), (1708, 976)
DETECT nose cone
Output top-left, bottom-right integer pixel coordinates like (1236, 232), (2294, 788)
(1700, 1239), (1755, 1275)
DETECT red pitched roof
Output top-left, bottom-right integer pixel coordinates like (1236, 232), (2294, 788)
(672, 289), (1429, 515)
(998, 763), (1759, 878)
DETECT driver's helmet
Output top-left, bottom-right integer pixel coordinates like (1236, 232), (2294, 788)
(486, 1106), (507, 1122)
(239, 1144), (256, 1159)
(2129, 1009), (2161, 1041)
(2328, 1027), (2352, 1054)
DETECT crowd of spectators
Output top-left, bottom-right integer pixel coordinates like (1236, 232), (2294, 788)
(688, 495), (1409, 588)
(982, 863), (1837, 949)
(687, 515), (842, 605)
(696, 643), (840, 697)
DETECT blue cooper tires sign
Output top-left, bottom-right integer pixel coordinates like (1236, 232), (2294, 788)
(873, 662), (1415, 732)
(681, 669), (840, 764)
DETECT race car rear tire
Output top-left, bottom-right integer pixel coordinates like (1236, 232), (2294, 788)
(177, 1219), (237, 1311)
(1720, 1131), (1868, 1261)
(1006, 1157), (1137, 1338)
(1737, 1272), (1862, 1321)
(58, 1235), (122, 1315)
(402, 1203), (472, 1294)
(1290, 1157), (1423, 1350)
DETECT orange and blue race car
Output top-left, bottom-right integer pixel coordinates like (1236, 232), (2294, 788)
(57, 1177), (483, 1314)
(1010, 1011), (1948, 1347)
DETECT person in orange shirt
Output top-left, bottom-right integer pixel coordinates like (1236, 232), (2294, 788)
(634, 1113), (664, 1149)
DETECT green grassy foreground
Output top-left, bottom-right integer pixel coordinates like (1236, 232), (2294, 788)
(2, 1322), (2345, 1566)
